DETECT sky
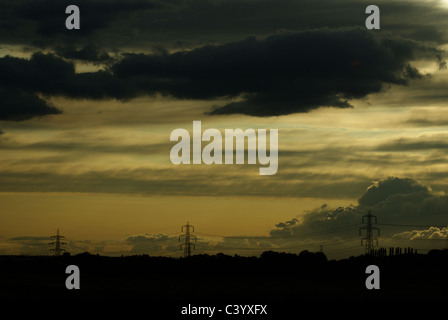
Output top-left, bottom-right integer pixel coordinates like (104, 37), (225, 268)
(1, 0), (448, 259)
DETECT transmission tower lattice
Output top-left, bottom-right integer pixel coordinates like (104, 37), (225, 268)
(359, 211), (380, 255)
(179, 221), (196, 258)
(49, 228), (66, 256)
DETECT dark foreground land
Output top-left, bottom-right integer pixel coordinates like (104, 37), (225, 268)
(0, 249), (447, 302)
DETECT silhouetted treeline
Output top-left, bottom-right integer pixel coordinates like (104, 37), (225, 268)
(0, 249), (447, 300)
(367, 246), (418, 257)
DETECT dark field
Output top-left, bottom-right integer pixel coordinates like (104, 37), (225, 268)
(1, 249), (447, 302)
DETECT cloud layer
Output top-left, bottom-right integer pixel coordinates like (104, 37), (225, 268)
(2, 0), (448, 48)
(0, 28), (444, 120)
(271, 177), (448, 239)
(3, 177), (447, 258)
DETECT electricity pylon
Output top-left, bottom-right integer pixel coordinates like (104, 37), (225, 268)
(359, 211), (380, 255)
(179, 221), (196, 258)
(49, 228), (66, 256)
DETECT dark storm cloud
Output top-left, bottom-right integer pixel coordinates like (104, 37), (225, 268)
(2, 0), (448, 49)
(0, 52), (109, 121)
(0, 29), (443, 118)
(112, 28), (440, 116)
(0, 88), (61, 121)
(0, 53), (76, 95)
(0, 52), (140, 103)
(0, 0), (157, 44)
(0, 53), (65, 120)
(1, 0), (446, 119)
(271, 177), (448, 239)
(54, 44), (112, 62)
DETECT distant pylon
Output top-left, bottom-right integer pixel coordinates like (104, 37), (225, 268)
(179, 221), (196, 258)
(359, 211), (380, 255)
(49, 228), (66, 256)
